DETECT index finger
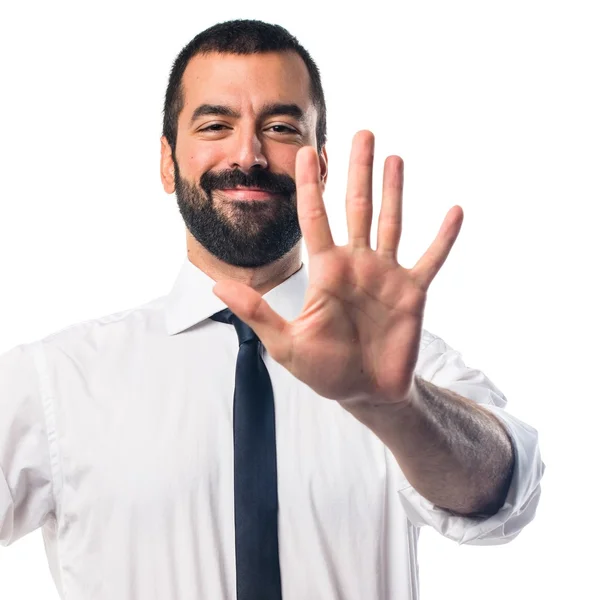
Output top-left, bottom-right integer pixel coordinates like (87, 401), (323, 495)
(295, 146), (334, 256)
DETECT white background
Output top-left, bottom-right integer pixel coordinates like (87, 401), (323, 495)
(0, 0), (598, 598)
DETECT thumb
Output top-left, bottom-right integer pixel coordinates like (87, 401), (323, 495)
(212, 280), (291, 364)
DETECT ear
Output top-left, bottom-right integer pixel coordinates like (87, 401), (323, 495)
(160, 136), (176, 193)
(318, 145), (328, 193)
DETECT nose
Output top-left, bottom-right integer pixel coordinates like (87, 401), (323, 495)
(228, 127), (268, 172)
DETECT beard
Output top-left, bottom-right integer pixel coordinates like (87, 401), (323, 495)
(174, 161), (302, 268)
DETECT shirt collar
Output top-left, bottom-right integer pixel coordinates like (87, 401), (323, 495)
(165, 258), (309, 336)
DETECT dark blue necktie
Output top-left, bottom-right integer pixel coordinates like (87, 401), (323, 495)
(210, 308), (282, 600)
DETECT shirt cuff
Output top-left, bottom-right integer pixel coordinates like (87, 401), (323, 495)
(396, 406), (545, 545)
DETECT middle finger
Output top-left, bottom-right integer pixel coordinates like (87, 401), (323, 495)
(346, 130), (375, 249)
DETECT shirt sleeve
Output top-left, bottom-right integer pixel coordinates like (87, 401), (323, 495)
(394, 330), (545, 546)
(0, 342), (55, 546)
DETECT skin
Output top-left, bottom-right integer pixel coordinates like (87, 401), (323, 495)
(160, 50), (515, 516)
(160, 51), (327, 294)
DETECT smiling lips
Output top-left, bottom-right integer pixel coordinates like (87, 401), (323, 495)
(219, 187), (280, 200)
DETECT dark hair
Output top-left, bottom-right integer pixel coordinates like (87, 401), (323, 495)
(162, 19), (327, 156)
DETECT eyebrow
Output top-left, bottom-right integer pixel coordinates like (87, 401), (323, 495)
(189, 102), (308, 127)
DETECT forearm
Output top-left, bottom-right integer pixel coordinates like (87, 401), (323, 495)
(345, 375), (515, 517)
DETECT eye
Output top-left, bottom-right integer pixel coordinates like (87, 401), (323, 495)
(267, 124), (298, 134)
(199, 124), (228, 132)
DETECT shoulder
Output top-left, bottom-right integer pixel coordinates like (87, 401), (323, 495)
(419, 327), (446, 352)
(36, 294), (168, 354)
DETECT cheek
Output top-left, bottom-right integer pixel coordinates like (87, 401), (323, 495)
(176, 139), (220, 179)
(278, 149), (301, 180)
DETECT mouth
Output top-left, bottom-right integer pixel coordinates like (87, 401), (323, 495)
(218, 187), (281, 201)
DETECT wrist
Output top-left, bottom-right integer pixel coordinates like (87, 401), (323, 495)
(338, 376), (418, 427)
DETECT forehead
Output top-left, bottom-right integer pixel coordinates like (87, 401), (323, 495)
(179, 51), (313, 115)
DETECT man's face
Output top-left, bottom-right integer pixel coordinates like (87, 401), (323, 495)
(161, 51), (326, 268)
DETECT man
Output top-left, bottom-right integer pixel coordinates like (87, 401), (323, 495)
(0, 18), (544, 600)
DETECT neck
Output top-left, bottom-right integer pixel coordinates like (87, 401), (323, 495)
(185, 231), (303, 295)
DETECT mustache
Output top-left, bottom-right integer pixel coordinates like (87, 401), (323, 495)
(199, 168), (296, 196)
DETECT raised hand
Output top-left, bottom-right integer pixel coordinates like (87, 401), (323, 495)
(212, 130), (464, 409)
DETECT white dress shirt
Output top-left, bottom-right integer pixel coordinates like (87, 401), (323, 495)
(0, 258), (544, 600)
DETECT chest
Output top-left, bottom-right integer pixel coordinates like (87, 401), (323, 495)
(54, 347), (388, 525)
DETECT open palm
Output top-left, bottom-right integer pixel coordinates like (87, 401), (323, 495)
(213, 131), (464, 408)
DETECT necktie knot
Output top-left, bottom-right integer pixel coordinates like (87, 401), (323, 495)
(210, 308), (258, 346)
